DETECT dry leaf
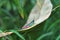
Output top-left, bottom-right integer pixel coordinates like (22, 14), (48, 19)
(22, 0), (53, 30)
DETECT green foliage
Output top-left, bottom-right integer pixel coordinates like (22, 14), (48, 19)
(11, 30), (25, 40)
(0, 0), (60, 40)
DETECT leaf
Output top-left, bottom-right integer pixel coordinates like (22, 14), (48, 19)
(22, 0), (53, 30)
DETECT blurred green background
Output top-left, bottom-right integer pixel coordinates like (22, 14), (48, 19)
(0, 0), (60, 40)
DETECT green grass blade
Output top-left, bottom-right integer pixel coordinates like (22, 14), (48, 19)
(11, 30), (25, 40)
(56, 35), (60, 40)
(47, 19), (60, 32)
(37, 32), (53, 40)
